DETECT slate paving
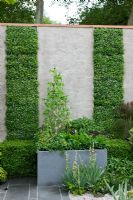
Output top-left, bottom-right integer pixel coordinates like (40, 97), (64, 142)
(0, 178), (70, 200)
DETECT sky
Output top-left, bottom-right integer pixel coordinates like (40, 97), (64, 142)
(44, 0), (78, 24)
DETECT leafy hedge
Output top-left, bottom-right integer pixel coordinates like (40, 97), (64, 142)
(38, 132), (132, 160)
(93, 28), (124, 131)
(6, 27), (38, 140)
(0, 140), (36, 177)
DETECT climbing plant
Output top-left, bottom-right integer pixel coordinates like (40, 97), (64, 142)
(6, 26), (38, 140)
(93, 28), (124, 131)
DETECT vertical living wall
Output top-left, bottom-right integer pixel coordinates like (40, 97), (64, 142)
(6, 27), (38, 140)
(93, 28), (124, 131)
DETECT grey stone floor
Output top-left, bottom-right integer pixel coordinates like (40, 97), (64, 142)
(0, 177), (70, 200)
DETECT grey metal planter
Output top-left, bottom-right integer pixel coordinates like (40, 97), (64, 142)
(37, 149), (107, 186)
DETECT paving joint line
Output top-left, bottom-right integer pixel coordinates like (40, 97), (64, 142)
(59, 186), (63, 200)
(2, 183), (9, 200)
(28, 184), (30, 200)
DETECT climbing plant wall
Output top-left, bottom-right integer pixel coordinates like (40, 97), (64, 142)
(0, 25), (132, 141)
(93, 28), (124, 131)
(6, 26), (38, 140)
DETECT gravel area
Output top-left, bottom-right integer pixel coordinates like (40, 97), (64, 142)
(69, 193), (113, 200)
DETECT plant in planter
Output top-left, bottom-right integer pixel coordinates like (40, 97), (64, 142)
(37, 68), (107, 186)
(0, 152), (7, 183)
(43, 67), (70, 135)
(64, 146), (104, 195)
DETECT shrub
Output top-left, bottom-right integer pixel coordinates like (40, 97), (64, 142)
(0, 140), (36, 177)
(0, 167), (7, 183)
(66, 118), (106, 135)
(0, 152), (7, 182)
(43, 68), (70, 136)
(112, 101), (133, 139)
(93, 157), (133, 194)
(37, 132), (132, 159)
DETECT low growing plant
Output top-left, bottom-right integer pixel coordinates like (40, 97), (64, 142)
(91, 157), (133, 194)
(106, 181), (133, 200)
(63, 146), (104, 195)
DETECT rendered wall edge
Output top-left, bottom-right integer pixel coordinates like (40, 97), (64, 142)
(123, 29), (133, 102)
(0, 26), (6, 141)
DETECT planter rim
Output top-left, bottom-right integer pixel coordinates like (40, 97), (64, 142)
(37, 148), (107, 153)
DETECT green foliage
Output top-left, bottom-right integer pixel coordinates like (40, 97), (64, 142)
(78, 1), (132, 25)
(37, 132), (106, 151)
(43, 16), (59, 24)
(112, 102), (133, 139)
(106, 181), (133, 200)
(129, 128), (133, 144)
(44, 68), (70, 135)
(6, 26), (39, 140)
(0, 0), (35, 23)
(0, 140), (36, 177)
(64, 148), (104, 195)
(0, 152), (7, 182)
(92, 157), (133, 194)
(0, 167), (7, 183)
(1, 0), (16, 4)
(93, 28), (124, 132)
(37, 131), (132, 159)
(106, 157), (133, 188)
(66, 117), (108, 135)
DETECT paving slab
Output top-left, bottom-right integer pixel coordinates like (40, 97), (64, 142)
(38, 186), (61, 200)
(5, 185), (29, 200)
(0, 178), (70, 200)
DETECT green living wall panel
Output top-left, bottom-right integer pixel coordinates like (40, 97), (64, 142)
(93, 28), (124, 130)
(6, 26), (38, 140)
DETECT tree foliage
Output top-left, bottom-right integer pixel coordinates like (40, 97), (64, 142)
(69, 0), (133, 25)
(0, 0), (16, 4)
(0, 0), (35, 23)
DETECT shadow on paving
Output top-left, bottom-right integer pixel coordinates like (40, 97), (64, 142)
(0, 177), (70, 200)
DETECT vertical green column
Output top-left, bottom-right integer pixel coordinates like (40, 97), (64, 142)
(6, 26), (38, 140)
(93, 28), (124, 130)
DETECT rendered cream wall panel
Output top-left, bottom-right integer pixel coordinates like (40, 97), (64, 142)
(0, 26), (6, 141)
(38, 27), (94, 126)
(123, 29), (133, 102)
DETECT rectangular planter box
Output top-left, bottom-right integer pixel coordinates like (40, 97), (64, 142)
(37, 149), (107, 186)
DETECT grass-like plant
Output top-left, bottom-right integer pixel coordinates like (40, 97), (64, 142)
(63, 146), (104, 195)
(105, 181), (133, 200)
